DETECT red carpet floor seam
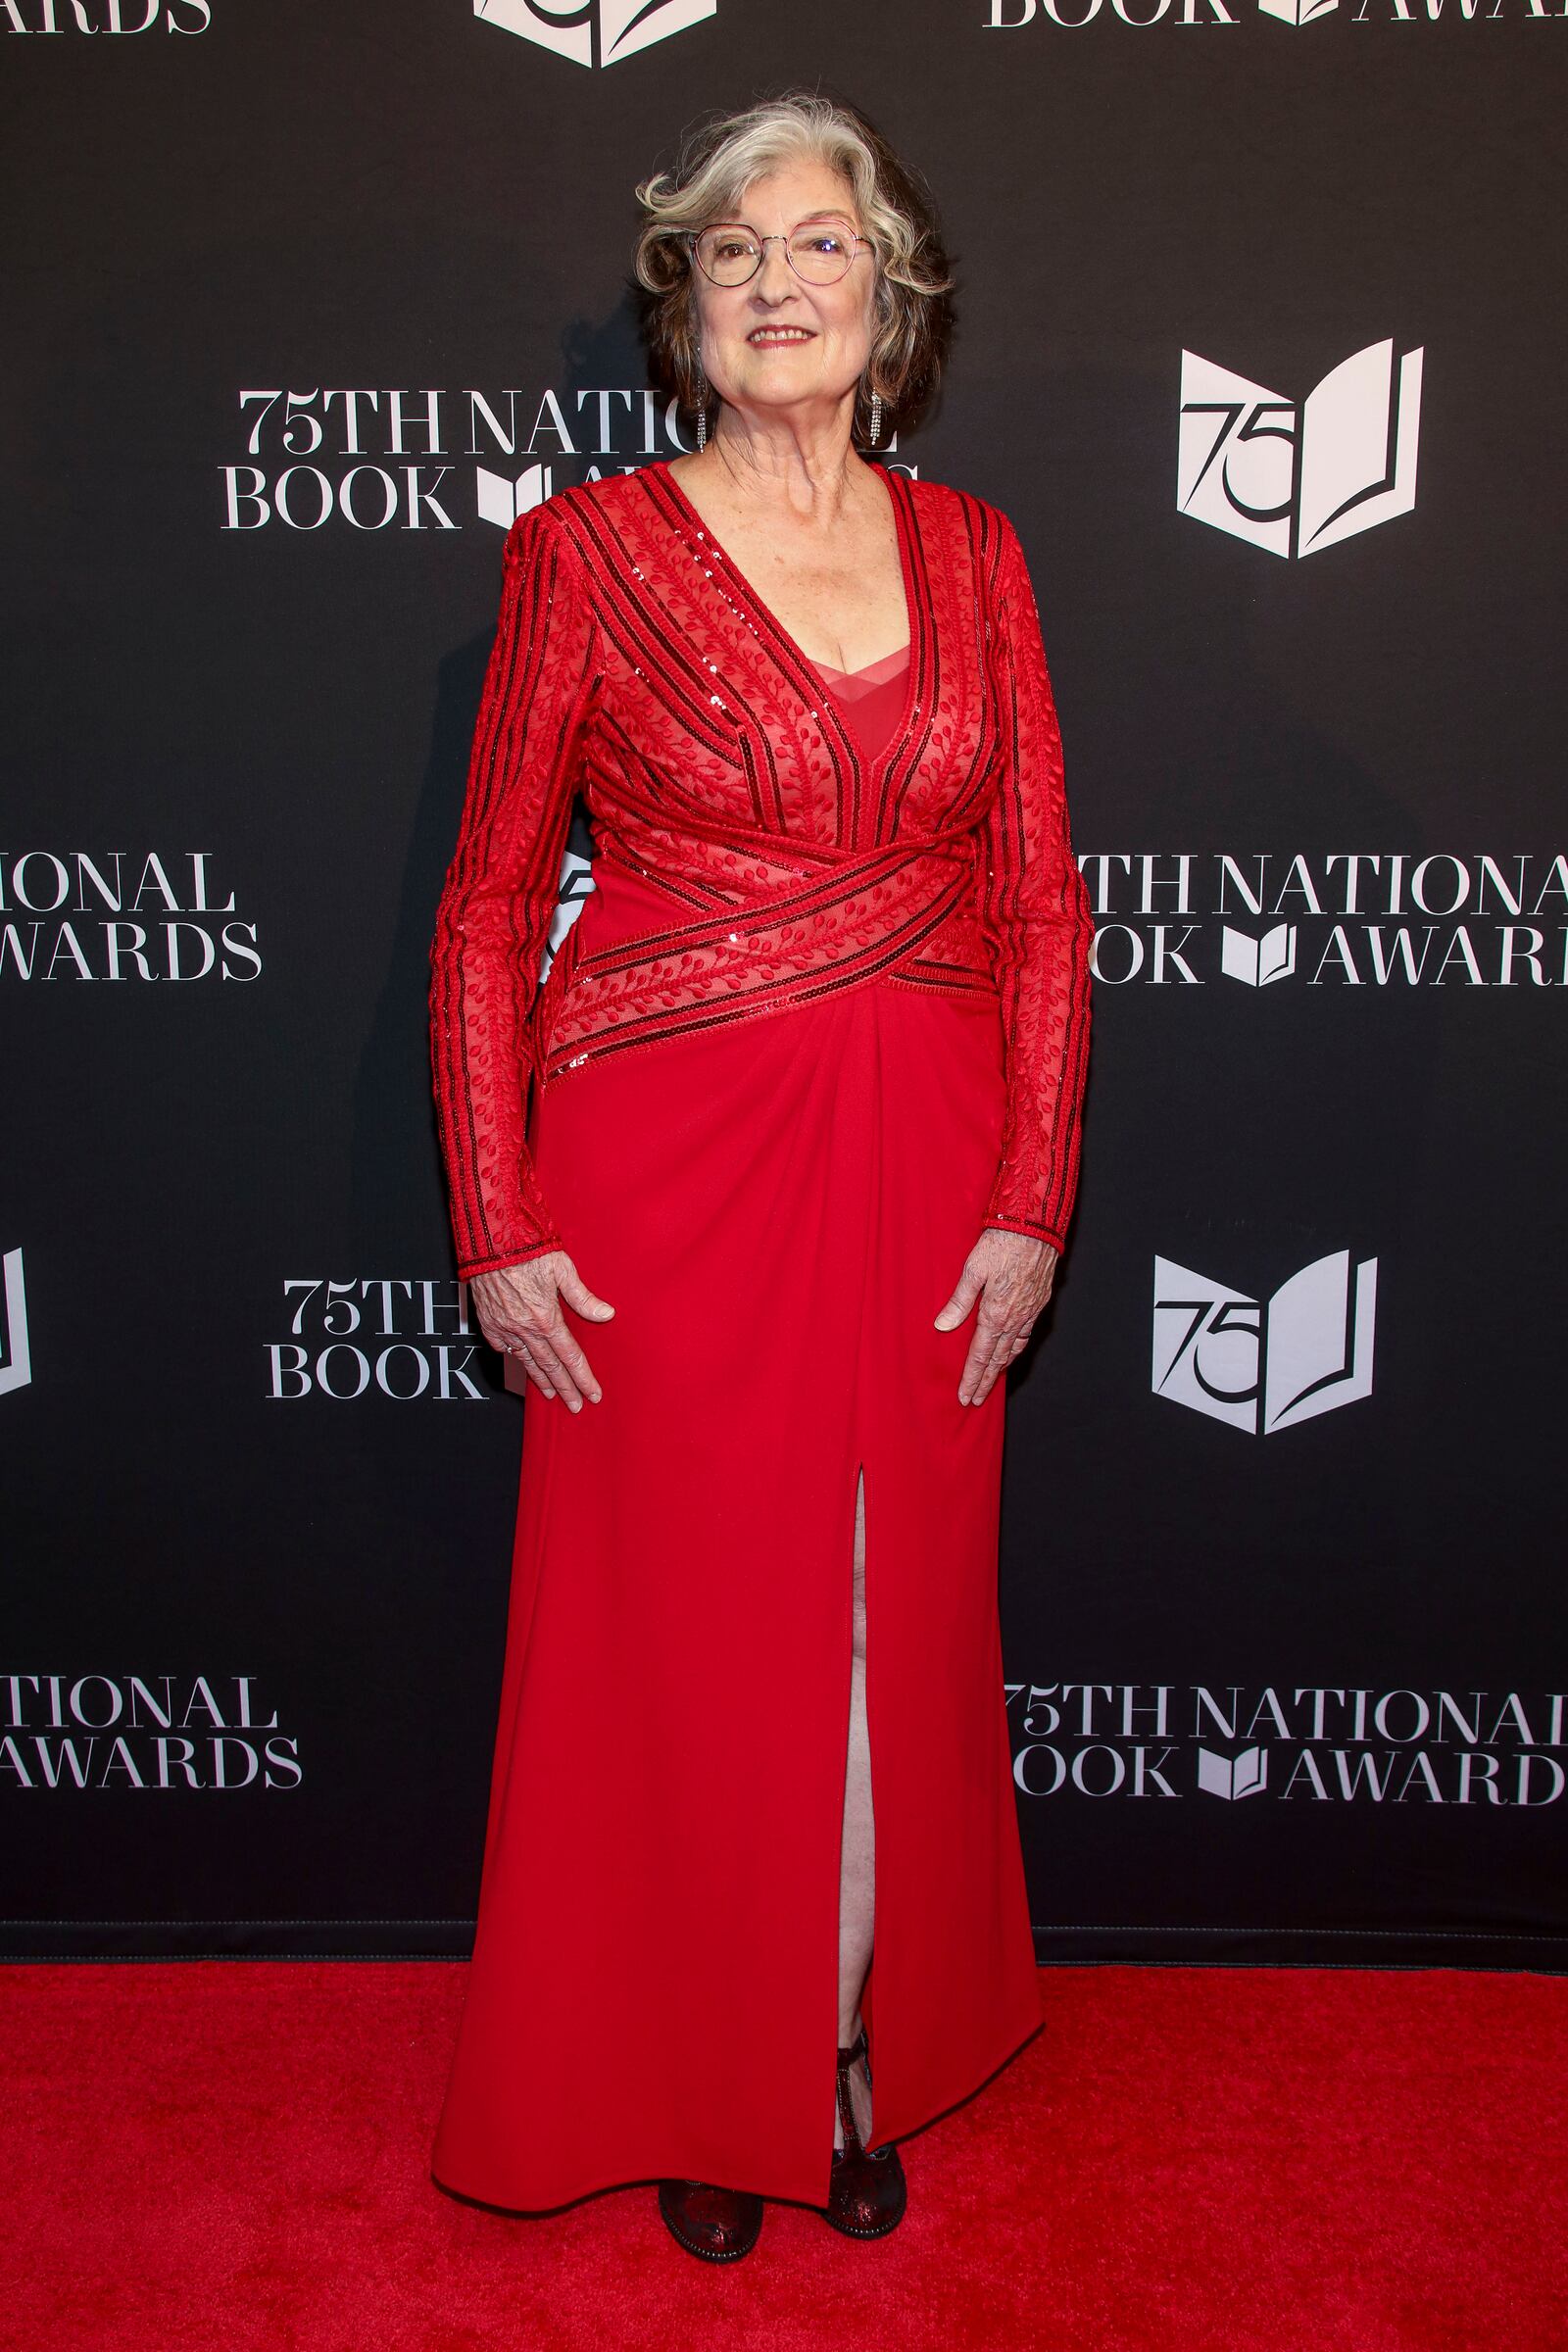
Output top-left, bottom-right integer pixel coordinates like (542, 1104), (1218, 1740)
(3, 1962), (1564, 2352)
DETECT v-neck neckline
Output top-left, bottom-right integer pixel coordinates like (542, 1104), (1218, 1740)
(648, 459), (922, 783)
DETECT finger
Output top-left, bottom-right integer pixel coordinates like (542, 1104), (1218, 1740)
(962, 1323), (1027, 1407)
(934, 1266), (983, 1332)
(514, 1347), (559, 1404)
(499, 1325), (571, 1400)
(543, 1317), (603, 1406)
(955, 1284), (1010, 1400)
(519, 1333), (588, 1410)
(957, 1326), (997, 1404)
(974, 1332), (1030, 1405)
(498, 1337), (551, 1399)
(556, 1263), (615, 1322)
(507, 1338), (564, 1400)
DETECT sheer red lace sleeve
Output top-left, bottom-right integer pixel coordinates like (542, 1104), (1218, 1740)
(428, 511), (598, 1282)
(975, 514), (1095, 1254)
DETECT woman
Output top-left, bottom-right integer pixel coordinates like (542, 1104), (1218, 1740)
(427, 91), (1094, 2262)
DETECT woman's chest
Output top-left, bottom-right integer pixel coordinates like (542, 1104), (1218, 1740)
(577, 482), (1002, 839)
(700, 514), (909, 675)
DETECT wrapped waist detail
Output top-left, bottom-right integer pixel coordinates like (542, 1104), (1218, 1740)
(536, 826), (996, 1085)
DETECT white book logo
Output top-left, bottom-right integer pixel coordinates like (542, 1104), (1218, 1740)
(474, 0), (715, 70)
(1152, 1250), (1378, 1436)
(1179, 340), (1423, 559)
(1257, 0), (1337, 25)
(0, 1248), (32, 1398)
(538, 849), (596, 981)
(1198, 1746), (1268, 1799)
(1221, 923), (1297, 987)
(475, 463), (554, 530)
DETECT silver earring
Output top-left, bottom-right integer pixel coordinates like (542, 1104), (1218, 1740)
(694, 352), (709, 452)
(867, 388), (883, 448)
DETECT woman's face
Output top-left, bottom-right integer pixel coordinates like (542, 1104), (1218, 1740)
(691, 158), (877, 429)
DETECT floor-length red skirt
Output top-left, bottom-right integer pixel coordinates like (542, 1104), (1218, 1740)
(432, 858), (1043, 2214)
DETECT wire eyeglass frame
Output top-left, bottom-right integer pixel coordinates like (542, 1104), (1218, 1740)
(689, 216), (872, 289)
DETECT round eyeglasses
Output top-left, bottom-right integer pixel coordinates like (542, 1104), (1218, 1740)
(690, 220), (870, 289)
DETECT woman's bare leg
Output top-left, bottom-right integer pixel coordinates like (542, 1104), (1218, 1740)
(835, 1467), (875, 2148)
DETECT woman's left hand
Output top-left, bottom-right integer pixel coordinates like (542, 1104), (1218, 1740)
(935, 1230), (1059, 1406)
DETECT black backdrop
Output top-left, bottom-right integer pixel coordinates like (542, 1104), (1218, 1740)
(5, 0), (1565, 1968)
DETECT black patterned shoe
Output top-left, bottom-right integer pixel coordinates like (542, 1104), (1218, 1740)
(822, 2029), (907, 2238)
(657, 2177), (764, 2262)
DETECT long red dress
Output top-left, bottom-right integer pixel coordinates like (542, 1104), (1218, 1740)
(427, 461), (1094, 2212)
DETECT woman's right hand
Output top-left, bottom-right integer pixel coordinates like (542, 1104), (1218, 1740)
(468, 1253), (614, 1411)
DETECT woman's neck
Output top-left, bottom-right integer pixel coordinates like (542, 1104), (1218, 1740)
(679, 403), (870, 531)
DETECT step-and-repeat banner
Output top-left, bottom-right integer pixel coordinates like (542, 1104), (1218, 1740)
(5, 0), (1564, 1966)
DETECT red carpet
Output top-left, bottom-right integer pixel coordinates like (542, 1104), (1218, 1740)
(6, 1962), (1564, 2352)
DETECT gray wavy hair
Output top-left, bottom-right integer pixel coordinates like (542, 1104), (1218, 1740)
(632, 90), (956, 448)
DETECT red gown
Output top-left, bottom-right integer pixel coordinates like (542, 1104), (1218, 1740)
(427, 462), (1094, 2212)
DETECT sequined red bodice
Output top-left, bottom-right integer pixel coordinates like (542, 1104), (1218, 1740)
(429, 463), (1095, 1280)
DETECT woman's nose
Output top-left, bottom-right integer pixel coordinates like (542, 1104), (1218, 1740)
(753, 239), (795, 301)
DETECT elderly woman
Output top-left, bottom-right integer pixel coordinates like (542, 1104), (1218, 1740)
(427, 91), (1093, 2261)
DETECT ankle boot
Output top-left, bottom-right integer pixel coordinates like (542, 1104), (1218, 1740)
(822, 2028), (907, 2238)
(658, 2177), (764, 2262)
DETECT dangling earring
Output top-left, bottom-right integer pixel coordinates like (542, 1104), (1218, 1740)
(867, 387), (883, 449)
(694, 349), (709, 452)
